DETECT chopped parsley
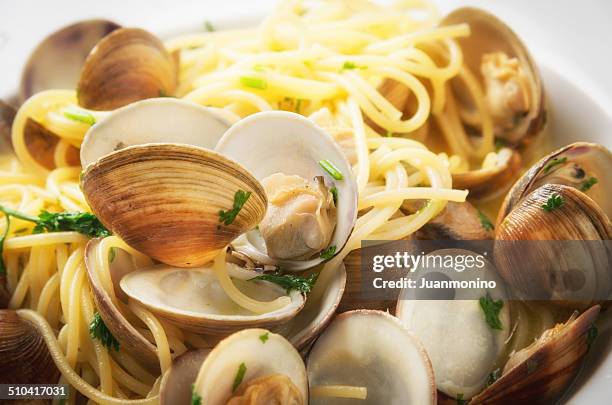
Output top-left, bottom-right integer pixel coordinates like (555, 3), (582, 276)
(89, 312), (119, 351)
(580, 177), (598, 192)
(191, 385), (202, 405)
(477, 210), (494, 231)
(342, 61), (358, 70)
(487, 368), (501, 386)
(320, 245), (337, 261)
(479, 293), (504, 330)
(587, 324), (598, 350)
(318, 159), (343, 180)
(240, 76), (267, 90)
(0, 205), (110, 273)
(63, 107), (96, 126)
(330, 186), (338, 205)
(219, 190), (251, 226)
(259, 332), (270, 344)
(541, 193), (565, 212)
(456, 393), (468, 405)
(251, 272), (318, 294)
(204, 20), (215, 32)
(232, 362), (247, 392)
(542, 157), (567, 174)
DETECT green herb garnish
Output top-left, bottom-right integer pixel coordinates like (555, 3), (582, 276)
(477, 210), (494, 231)
(240, 76), (267, 90)
(63, 107), (96, 126)
(204, 20), (215, 32)
(487, 368), (501, 386)
(541, 193), (565, 212)
(587, 324), (598, 350)
(319, 159), (343, 180)
(342, 61), (358, 70)
(252, 272), (318, 294)
(479, 293), (504, 330)
(580, 177), (598, 192)
(89, 312), (119, 351)
(219, 190), (251, 226)
(330, 186), (338, 205)
(232, 362), (247, 392)
(191, 385), (202, 405)
(542, 157), (567, 174)
(456, 393), (468, 405)
(320, 245), (337, 261)
(259, 332), (270, 344)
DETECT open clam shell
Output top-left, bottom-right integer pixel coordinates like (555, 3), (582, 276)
(80, 98), (237, 168)
(84, 239), (159, 369)
(81, 144), (267, 267)
(193, 328), (308, 405)
(307, 310), (436, 404)
(120, 264), (305, 335)
(20, 19), (120, 102)
(0, 310), (60, 384)
(495, 184), (611, 303)
(160, 348), (211, 405)
(216, 111), (358, 271)
(442, 7), (546, 145)
(77, 28), (177, 110)
(471, 305), (600, 404)
(498, 142), (612, 223)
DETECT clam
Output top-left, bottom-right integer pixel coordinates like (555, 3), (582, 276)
(495, 184), (611, 303)
(216, 111), (358, 271)
(80, 98), (236, 168)
(193, 328), (308, 405)
(451, 147), (522, 201)
(442, 7), (546, 145)
(160, 349), (211, 405)
(307, 310), (436, 404)
(396, 249), (511, 400)
(0, 309), (59, 383)
(120, 264), (305, 335)
(81, 143), (267, 267)
(411, 200), (494, 240)
(20, 19), (120, 102)
(84, 239), (159, 369)
(77, 28), (177, 110)
(471, 305), (601, 404)
(498, 142), (612, 223)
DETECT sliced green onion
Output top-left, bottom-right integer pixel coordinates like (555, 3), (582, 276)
(319, 159), (343, 180)
(240, 76), (267, 90)
(63, 107), (96, 126)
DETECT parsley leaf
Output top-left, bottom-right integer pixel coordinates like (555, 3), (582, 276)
(487, 368), (501, 386)
(330, 186), (338, 205)
(219, 190), (251, 226)
(580, 177), (598, 192)
(479, 293), (504, 330)
(320, 245), (337, 260)
(259, 332), (269, 343)
(191, 385), (202, 405)
(342, 61), (358, 70)
(541, 193), (565, 212)
(456, 393), (468, 405)
(542, 157), (567, 174)
(232, 363), (247, 392)
(252, 272), (318, 294)
(89, 312), (119, 351)
(33, 211), (110, 238)
(477, 210), (494, 231)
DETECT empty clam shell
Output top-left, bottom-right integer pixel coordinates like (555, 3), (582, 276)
(307, 310), (436, 404)
(0, 309), (60, 384)
(20, 19), (120, 102)
(120, 264), (305, 335)
(77, 28), (177, 110)
(81, 144), (267, 267)
(193, 328), (308, 405)
(80, 98), (236, 168)
(216, 111), (358, 271)
(442, 7), (545, 145)
(471, 305), (600, 404)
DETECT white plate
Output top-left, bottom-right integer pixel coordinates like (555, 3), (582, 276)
(1, 1), (611, 403)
